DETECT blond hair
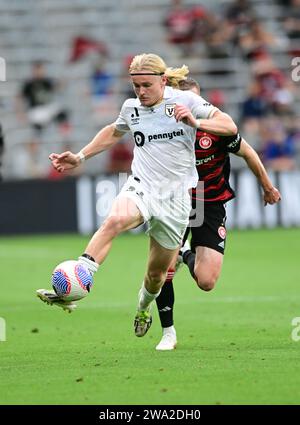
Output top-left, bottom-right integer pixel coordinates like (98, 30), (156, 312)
(129, 53), (189, 89)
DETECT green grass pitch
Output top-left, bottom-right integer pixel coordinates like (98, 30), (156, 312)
(0, 228), (300, 405)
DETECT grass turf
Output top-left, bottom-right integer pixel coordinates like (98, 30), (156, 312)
(0, 228), (300, 405)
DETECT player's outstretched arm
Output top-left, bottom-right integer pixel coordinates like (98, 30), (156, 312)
(174, 106), (237, 136)
(197, 111), (237, 136)
(49, 124), (124, 173)
(235, 139), (281, 205)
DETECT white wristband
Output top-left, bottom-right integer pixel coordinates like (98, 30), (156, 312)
(78, 151), (85, 163)
(196, 119), (202, 129)
(78, 256), (99, 275)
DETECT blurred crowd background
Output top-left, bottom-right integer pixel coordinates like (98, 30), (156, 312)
(1, 0), (300, 182)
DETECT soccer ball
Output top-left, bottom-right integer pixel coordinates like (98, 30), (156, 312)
(52, 260), (93, 301)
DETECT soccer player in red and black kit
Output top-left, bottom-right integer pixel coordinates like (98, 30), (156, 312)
(155, 78), (281, 350)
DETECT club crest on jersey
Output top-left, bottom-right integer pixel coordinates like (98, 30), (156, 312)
(199, 136), (212, 149)
(165, 104), (175, 117)
(218, 226), (226, 239)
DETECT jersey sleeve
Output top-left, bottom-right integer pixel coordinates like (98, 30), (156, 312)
(188, 92), (218, 119)
(113, 101), (131, 134)
(224, 132), (242, 153)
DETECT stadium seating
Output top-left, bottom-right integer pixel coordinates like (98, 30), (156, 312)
(0, 0), (299, 179)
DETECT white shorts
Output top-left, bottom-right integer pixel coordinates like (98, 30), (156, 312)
(117, 175), (191, 250)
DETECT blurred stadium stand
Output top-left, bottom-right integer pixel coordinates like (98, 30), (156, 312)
(0, 0), (300, 180)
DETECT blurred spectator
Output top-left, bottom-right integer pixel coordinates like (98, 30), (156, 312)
(204, 26), (233, 65)
(223, 0), (255, 49)
(17, 61), (72, 137)
(225, 0), (254, 26)
(0, 124), (4, 181)
(262, 118), (297, 171)
(69, 36), (108, 62)
(90, 59), (113, 100)
(163, 0), (209, 55)
(238, 19), (283, 60)
(252, 55), (294, 113)
(13, 139), (47, 179)
(241, 81), (269, 120)
(283, 0), (300, 40)
(272, 88), (294, 116)
(88, 57), (117, 122)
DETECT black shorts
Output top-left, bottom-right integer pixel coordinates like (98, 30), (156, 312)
(186, 202), (227, 255)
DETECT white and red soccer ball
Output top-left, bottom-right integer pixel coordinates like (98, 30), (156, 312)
(52, 260), (93, 301)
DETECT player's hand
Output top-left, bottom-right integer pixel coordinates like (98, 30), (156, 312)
(263, 187), (281, 206)
(49, 151), (80, 173)
(174, 104), (198, 128)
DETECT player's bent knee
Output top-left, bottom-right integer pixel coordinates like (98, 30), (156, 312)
(146, 269), (166, 285)
(198, 281), (215, 291)
(195, 274), (217, 292)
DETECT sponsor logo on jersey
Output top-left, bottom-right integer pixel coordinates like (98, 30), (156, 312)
(218, 226), (226, 239)
(195, 154), (215, 166)
(165, 103), (176, 117)
(133, 131), (145, 147)
(133, 129), (184, 147)
(148, 129), (184, 142)
(199, 136), (212, 149)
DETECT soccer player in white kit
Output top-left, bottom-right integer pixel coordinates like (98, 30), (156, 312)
(38, 53), (237, 337)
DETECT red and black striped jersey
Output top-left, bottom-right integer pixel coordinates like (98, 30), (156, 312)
(192, 130), (242, 203)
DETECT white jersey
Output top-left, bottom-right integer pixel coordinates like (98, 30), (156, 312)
(114, 85), (217, 195)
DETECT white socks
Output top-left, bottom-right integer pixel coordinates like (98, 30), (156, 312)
(78, 256), (99, 275)
(163, 325), (176, 336)
(138, 284), (161, 311)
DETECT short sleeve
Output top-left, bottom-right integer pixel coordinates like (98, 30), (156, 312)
(114, 102), (130, 134)
(188, 92), (218, 119)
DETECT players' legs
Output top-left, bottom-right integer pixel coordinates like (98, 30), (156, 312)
(155, 252), (178, 328)
(83, 196), (143, 265)
(143, 236), (177, 298)
(37, 196), (144, 309)
(193, 246), (223, 291)
(186, 202), (226, 291)
(182, 243), (224, 291)
(155, 253), (178, 349)
(135, 237), (178, 337)
(154, 227), (190, 348)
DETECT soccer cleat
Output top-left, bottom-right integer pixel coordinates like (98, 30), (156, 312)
(36, 289), (77, 313)
(155, 332), (177, 351)
(134, 310), (152, 337)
